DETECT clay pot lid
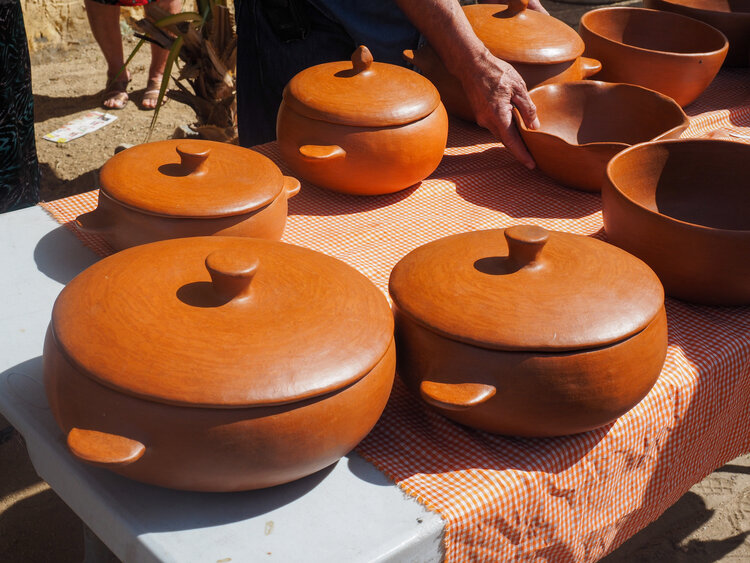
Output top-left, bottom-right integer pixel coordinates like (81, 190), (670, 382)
(464, 0), (584, 64)
(99, 140), (284, 218)
(51, 237), (394, 408)
(389, 226), (664, 352)
(283, 45), (441, 127)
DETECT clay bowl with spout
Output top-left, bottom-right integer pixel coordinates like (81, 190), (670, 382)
(603, 139), (750, 305)
(644, 0), (750, 67)
(579, 7), (729, 107)
(515, 81), (689, 192)
(76, 140), (300, 251)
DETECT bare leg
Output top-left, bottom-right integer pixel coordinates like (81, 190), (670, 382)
(84, 0), (130, 109)
(142, 0), (182, 109)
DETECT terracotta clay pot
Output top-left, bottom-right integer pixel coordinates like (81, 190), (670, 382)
(603, 139), (750, 305)
(644, 0), (750, 67)
(579, 7), (729, 107)
(403, 0), (602, 122)
(515, 81), (689, 192)
(76, 140), (300, 251)
(276, 46), (448, 196)
(43, 237), (395, 491)
(389, 225), (667, 437)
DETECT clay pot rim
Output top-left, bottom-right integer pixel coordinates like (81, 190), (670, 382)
(580, 7), (730, 57)
(655, 0), (750, 18)
(514, 81), (690, 148)
(606, 138), (750, 235)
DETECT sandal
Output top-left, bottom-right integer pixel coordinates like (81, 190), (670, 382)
(141, 78), (168, 110)
(102, 72), (130, 110)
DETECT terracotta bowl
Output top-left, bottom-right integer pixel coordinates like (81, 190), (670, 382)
(515, 81), (689, 192)
(644, 0), (750, 67)
(603, 139), (750, 305)
(579, 7), (729, 106)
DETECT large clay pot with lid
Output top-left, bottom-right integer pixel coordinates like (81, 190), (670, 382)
(76, 140), (301, 251)
(276, 45), (448, 196)
(403, 0), (602, 122)
(389, 225), (668, 437)
(43, 236), (395, 491)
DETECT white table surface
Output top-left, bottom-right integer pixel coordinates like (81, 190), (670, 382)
(0, 205), (444, 563)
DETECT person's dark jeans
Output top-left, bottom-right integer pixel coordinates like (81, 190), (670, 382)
(235, 0), (356, 148)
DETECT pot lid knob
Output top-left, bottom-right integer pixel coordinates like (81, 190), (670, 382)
(205, 250), (259, 302)
(176, 143), (211, 175)
(351, 45), (374, 74)
(504, 0), (529, 16)
(505, 224), (548, 269)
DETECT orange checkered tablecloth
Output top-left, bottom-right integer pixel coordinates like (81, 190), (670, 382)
(41, 69), (750, 562)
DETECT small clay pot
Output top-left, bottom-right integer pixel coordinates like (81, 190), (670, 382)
(403, 0), (602, 122)
(579, 7), (729, 107)
(76, 140), (300, 251)
(44, 237), (395, 491)
(515, 81), (689, 192)
(389, 225), (667, 437)
(276, 46), (448, 196)
(603, 139), (750, 305)
(644, 0), (750, 67)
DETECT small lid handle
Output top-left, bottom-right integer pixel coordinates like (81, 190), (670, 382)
(205, 250), (259, 302)
(176, 143), (210, 175)
(505, 224), (548, 269)
(505, 0), (529, 16)
(351, 45), (374, 74)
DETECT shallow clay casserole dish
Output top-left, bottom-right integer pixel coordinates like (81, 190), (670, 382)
(516, 81), (689, 192)
(44, 236), (395, 491)
(389, 225), (667, 437)
(76, 139), (300, 250)
(276, 45), (448, 195)
(603, 139), (750, 305)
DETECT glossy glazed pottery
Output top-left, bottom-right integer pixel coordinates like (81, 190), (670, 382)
(603, 139), (750, 305)
(403, 0), (602, 122)
(77, 140), (300, 251)
(579, 7), (729, 107)
(44, 236), (395, 491)
(276, 46), (448, 195)
(644, 0), (750, 67)
(389, 225), (667, 437)
(516, 81), (689, 192)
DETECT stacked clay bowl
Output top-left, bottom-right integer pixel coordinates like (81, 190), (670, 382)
(644, 0), (750, 67)
(603, 139), (750, 305)
(579, 7), (729, 106)
(276, 46), (448, 195)
(515, 81), (689, 192)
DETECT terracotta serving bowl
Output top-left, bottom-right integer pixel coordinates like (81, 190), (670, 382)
(603, 139), (750, 305)
(644, 0), (750, 67)
(404, 0), (601, 122)
(76, 140), (300, 251)
(515, 81), (689, 192)
(389, 225), (667, 437)
(579, 7), (729, 107)
(276, 46), (448, 196)
(44, 237), (395, 491)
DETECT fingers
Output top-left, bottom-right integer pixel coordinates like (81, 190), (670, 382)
(477, 107), (536, 170)
(511, 91), (540, 130)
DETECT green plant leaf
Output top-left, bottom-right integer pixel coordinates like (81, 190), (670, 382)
(145, 35), (185, 143)
(108, 37), (146, 88)
(155, 11), (203, 28)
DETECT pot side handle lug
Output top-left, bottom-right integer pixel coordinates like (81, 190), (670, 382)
(581, 57), (602, 79)
(75, 209), (112, 236)
(67, 428), (145, 467)
(299, 145), (346, 161)
(420, 381), (496, 411)
(283, 176), (301, 199)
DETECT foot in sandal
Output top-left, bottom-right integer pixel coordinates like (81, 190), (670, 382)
(102, 71), (130, 110)
(141, 77), (168, 110)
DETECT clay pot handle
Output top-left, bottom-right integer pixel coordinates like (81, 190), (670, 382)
(205, 250), (259, 302)
(351, 45), (374, 74)
(176, 143), (210, 175)
(283, 176), (301, 199)
(67, 428), (145, 467)
(75, 209), (111, 236)
(505, 0), (529, 16)
(581, 57), (602, 79)
(299, 145), (347, 160)
(420, 381), (496, 411)
(505, 224), (548, 269)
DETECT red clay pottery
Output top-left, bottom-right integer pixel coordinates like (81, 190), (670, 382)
(603, 139), (750, 305)
(579, 7), (729, 107)
(76, 140), (301, 251)
(515, 81), (689, 192)
(644, 0), (750, 67)
(389, 225), (667, 437)
(403, 0), (602, 122)
(43, 236), (395, 491)
(276, 45), (448, 196)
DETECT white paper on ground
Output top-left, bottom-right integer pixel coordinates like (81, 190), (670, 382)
(43, 111), (117, 144)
